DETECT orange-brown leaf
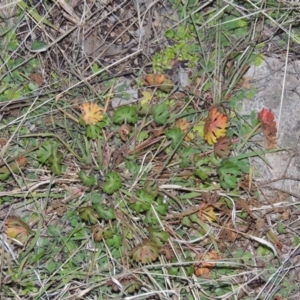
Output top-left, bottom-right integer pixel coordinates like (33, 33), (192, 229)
(144, 74), (166, 86)
(79, 103), (103, 125)
(144, 74), (173, 92)
(194, 250), (222, 277)
(204, 107), (228, 145)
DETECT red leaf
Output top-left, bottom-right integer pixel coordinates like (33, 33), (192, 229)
(258, 108), (275, 125)
(257, 108), (277, 149)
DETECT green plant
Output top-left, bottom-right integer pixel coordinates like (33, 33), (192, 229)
(102, 171), (122, 194)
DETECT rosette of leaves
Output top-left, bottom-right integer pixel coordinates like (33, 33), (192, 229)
(130, 189), (155, 213)
(131, 239), (159, 264)
(112, 105), (137, 124)
(102, 172), (122, 194)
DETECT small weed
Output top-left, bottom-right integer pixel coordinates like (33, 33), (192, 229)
(1, 0), (299, 299)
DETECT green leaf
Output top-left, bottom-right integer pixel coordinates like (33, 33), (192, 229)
(194, 169), (209, 181)
(46, 261), (57, 273)
(86, 124), (101, 139)
(47, 146), (63, 175)
(245, 87), (256, 99)
(7, 40), (19, 52)
(95, 205), (116, 220)
(154, 197), (168, 215)
(217, 159), (243, 190)
(130, 189), (155, 213)
(102, 172), (122, 194)
(106, 234), (122, 249)
(179, 146), (194, 168)
(137, 131), (148, 142)
(277, 221), (286, 234)
(254, 54), (263, 66)
(149, 228), (170, 247)
(78, 170), (96, 186)
(31, 40), (48, 51)
(37, 143), (63, 175)
(152, 102), (170, 124)
(37, 143), (52, 163)
(112, 105), (137, 124)
(166, 127), (183, 147)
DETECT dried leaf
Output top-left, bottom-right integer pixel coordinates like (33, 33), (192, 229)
(197, 203), (217, 223)
(240, 76), (253, 89)
(214, 136), (231, 158)
(29, 73), (44, 86)
(52, 200), (67, 217)
(79, 103), (104, 125)
(119, 124), (131, 141)
(0, 138), (8, 147)
(144, 74), (173, 92)
(194, 266), (211, 277)
(204, 107), (228, 145)
(257, 108), (277, 149)
(5, 216), (34, 244)
(159, 245), (175, 261)
(194, 250), (222, 277)
(91, 224), (104, 242)
(131, 239), (159, 264)
(219, 222), (238, 242)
